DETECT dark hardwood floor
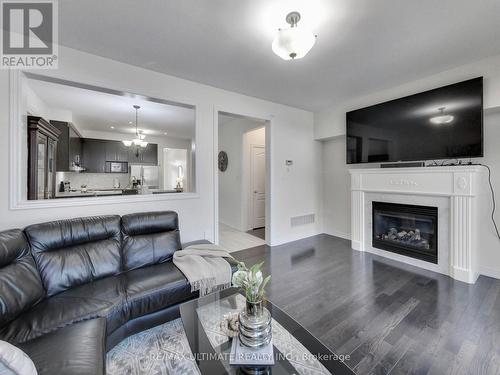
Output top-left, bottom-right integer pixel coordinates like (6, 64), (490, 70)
(232, 234), (500, 375)
(246, 227), (265, 240)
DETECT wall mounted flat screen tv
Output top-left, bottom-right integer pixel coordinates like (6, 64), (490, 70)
(346, 77), (483, 164)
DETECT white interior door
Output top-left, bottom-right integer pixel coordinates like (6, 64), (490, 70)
(251, 145), (266, 229)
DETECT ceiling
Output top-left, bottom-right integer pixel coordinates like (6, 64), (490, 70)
(58, 0), (500, 112)
(27, 77), (195, 139)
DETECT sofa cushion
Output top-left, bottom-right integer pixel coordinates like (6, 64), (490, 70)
(124, 262), (196, 320)
(0, 275), (127, 345)
(18, 318), (106, 375)
(25, 215), (121, 297)
(0, 229), (45, 328)
(121, 211), (181, 271)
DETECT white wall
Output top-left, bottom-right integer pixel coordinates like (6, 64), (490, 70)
(321, 136), (351, 239)
(317, 54), (500, 278)
(315, 53), (500, 140)
(218, 117), (264, 231)
(475, 111), (500, 278)
(2, 45), (320, 246)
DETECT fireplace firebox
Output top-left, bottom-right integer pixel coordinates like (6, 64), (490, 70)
(372, 202), (438, 264)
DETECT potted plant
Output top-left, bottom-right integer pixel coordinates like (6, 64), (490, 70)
(232, 261), (271, 316)
(232, 261), (272, 348)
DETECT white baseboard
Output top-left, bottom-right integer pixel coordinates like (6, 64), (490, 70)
(478, 265), (500, 280)
(323, 230), (351, 241)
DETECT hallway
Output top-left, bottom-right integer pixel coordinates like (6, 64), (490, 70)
(218, 223), (266, 253)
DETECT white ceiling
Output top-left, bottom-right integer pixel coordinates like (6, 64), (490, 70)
(27, 78), (195, 139)
(58, 0), (500, 112)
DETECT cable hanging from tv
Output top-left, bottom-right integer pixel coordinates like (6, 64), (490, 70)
(480, 164), (500, 241)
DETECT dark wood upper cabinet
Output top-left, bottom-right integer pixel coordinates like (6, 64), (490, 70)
(28, 116), (60, 200)
(82, 138), (106, 173)
(69, 127), (83, 167)
(127, 143), (158, 165)
(142, 143), (158, 164)
(51, 121), (82, 171)
(82, 139), (158, 172)
(117, 143), (131, 162)
(127, 146), (141, 164)
(105, 140), (129, 162)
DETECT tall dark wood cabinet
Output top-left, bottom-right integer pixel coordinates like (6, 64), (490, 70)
(27, 116), (60, 200)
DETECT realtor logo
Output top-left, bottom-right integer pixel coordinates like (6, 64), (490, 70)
(1, 0), (58, 69)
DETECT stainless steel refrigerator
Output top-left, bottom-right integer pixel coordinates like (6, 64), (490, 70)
(130, 165), (159, 189)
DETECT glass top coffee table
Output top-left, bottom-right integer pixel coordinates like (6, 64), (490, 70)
(180, 288), (355, 375)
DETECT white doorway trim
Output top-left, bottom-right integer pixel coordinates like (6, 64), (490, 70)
(213, 108), (272, 246)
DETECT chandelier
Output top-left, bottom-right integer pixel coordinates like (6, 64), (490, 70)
(122, 105), (148, 147)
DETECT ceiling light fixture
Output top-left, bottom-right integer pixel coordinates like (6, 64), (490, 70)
(122, 105), (148, 148)
(430, 107), (454, 125)
(272, 11), (317, 60)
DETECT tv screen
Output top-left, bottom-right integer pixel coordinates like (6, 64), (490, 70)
(346, 77), (483, 164)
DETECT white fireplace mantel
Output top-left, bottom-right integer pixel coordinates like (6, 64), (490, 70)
(349, 166), (489, 284)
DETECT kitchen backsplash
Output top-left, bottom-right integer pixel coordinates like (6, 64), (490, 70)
(56, 172), (130, 190)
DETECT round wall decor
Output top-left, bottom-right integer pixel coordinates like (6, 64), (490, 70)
(218, 151), (228, 172)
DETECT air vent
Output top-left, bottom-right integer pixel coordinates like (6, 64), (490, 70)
(290, 214), (315, 227)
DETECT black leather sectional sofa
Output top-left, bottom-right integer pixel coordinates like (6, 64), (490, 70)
(0, 211), (225, 375)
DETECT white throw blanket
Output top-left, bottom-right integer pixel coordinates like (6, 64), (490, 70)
(173, 244), (234, 296)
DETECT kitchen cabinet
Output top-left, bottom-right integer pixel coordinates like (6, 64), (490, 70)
(105, 140), (129, 162)
(82, 139), (158, 172)
(51, 121), (82, 171)
(28, 116), (60, 200)
(128, 143), (158, 165)
(82, 139), (106, 173)
(142, 143), (158, 164)
(69, 127), (83, 168)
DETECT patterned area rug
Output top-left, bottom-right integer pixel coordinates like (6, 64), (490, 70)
(196, 293), (330, 374)
(106, 319), (200, 375)
(107, 299), (331, 375)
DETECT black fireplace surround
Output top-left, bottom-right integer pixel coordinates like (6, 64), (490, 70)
(372, 202), (438, 264)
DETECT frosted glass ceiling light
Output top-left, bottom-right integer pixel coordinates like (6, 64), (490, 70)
(272, 11), (317, 60)
(430, 107), (454, 125)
